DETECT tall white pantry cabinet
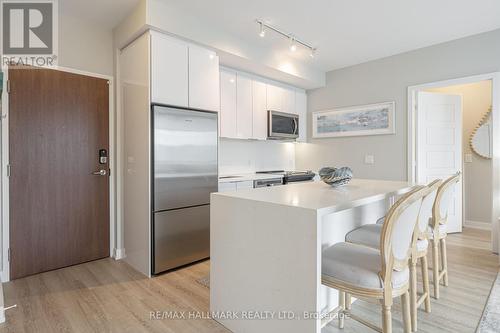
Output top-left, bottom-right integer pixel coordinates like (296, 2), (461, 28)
(119, 31), (220, 276)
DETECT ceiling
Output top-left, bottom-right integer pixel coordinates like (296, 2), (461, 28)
(59, 0), (500, 73)
(60, 0), (140, 29)
(161, 0), (500, 72)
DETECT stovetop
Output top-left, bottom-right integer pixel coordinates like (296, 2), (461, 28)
(256, 170), (314, 176)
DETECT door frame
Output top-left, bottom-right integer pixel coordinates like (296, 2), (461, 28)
(407, 72), (500, 256)
(1, 65), (116, 282)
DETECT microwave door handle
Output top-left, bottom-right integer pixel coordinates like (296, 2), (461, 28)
(293, 117), (298, 135)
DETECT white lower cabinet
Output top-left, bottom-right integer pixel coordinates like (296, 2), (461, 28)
(218, 182), (237, 192)
(218, 180), (254, 192)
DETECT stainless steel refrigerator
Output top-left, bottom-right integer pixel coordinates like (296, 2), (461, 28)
(152, 105), (218, 274)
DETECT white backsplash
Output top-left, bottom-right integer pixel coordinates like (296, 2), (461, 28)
(219, 138), (296, 175)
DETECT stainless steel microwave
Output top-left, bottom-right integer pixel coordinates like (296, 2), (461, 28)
(268, 110), (299, 140)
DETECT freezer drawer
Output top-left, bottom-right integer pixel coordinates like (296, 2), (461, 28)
(153, 205), (210, 274)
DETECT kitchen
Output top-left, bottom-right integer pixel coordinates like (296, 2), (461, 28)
(0, 1), (499, 333)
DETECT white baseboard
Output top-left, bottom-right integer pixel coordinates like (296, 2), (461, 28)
(464, 220), (491, 230)
(0, 283), (4, 323)
(113, 248), (126, 260)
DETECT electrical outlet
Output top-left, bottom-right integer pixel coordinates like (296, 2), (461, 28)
(364, 155), (375, 165)
(464, 153), (473, 163)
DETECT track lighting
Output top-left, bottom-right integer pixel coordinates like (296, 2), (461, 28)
(289, 37), (297, 52)
(255, 19), (317, 58)
(259, 22), (266, 37)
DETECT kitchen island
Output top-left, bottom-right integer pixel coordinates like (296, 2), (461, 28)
(210, 179), (414, 333)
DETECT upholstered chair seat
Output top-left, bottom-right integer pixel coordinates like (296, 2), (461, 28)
(322, 242), (409, 290)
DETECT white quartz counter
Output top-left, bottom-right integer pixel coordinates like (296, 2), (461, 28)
(215, 178), (413, 214)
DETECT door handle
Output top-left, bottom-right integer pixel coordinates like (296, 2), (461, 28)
(92, 169), (107, 176)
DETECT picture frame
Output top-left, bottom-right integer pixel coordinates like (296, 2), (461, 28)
(312, 101), (395, 138)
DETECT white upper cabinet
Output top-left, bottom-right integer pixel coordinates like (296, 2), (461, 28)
(218, 67), (306, 142)
(252, 80), (267, 140)
(188, 44), (220, 112)
(220, 69), (237, 138)
(236, 73), (253, 139)
(295, 89), (307, 142)
(266, 84), (283, 112)
(282, 87), (296, 114)
(151, 32), (189, 107)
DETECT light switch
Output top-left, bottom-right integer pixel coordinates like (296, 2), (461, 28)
(465, 153), (473, 163)
(364, 155), (375, 165)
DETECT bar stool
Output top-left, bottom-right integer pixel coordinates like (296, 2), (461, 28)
(429, 172), (461, 299)
(345, 180), (440, 332)
(321, 186), (426, 333)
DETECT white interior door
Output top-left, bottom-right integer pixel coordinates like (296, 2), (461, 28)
(417, 91), (463, 233)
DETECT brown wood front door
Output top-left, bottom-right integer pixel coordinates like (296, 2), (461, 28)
(9, 66), (110, 280)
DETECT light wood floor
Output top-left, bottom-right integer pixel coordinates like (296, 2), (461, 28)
(0, 228), (497, 333)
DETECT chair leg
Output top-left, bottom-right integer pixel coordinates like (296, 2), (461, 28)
(431, 240), (440, 299)
(381, 302), (392, 333)
(401, 291), (411, 333)
(339, 291), (345, 329)
(346, 293), (352, 311)
(421, 255), (431, 313)
(409, 262), (417, 332)
(440, 238), (449, 287)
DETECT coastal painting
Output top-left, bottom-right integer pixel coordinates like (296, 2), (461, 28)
(312, 102), (395, 138)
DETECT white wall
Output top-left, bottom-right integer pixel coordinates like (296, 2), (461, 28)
(426, 81), (493, 224)
(219, 139), (295, 175)
(59, 12), (114, 76)
(296, 29), (500, 181)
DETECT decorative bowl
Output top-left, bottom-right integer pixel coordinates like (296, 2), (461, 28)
(319, 167), (353, 187)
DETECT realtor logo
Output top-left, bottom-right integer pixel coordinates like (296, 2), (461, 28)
(1, 0), (58, 66)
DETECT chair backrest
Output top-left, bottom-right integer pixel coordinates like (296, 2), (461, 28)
(380, 186), (426, 284)
(432, 172), (461, 227)
(417, 180), (442, 235)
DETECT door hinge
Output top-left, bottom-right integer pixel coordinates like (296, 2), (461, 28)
(6, 80), (10, 94)
(7, 164), (11, 177)
(7, 248), (10, 262)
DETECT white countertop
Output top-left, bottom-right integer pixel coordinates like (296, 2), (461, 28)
(213, 178), (414, 213)
(218, 173), (284, 183)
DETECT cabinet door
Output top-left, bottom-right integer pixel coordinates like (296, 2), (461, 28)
(252, 80), (267, 140)
(236, 181), (254, 190)
(282, 87), (296, 114)
(189, 45), (220, 111)
(266, 84), (283, 112)
(220, 69), (237, 138)
(218, 182), (237, 192)
(295, 90), (307, 142)
(151, 32), (188, 107)
(236, 73), (253, 139)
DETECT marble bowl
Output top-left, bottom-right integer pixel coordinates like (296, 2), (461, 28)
(319, 167), (353, 187)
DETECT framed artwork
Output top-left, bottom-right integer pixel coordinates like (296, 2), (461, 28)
(312, 101), (395, 138)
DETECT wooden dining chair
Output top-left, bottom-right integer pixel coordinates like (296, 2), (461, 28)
(344, 180), (440, 332)
(321, 186), (426, 333)
(407, 179), (441, 331)
(429, 172), (461, 299)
